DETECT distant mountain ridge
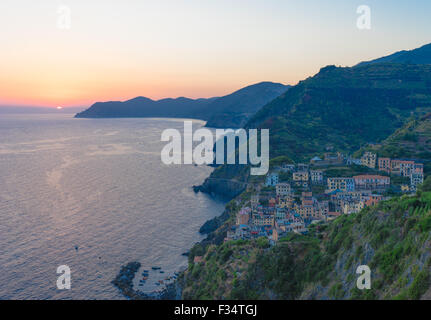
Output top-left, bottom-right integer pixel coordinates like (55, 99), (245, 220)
(245, 63), (431, 162)
(356, 43), (431, 67)
(75, 82), (289, 128)
(204, 82), (289, 128)
(199, 62), (431, 199)
(75, 96), (215, 119)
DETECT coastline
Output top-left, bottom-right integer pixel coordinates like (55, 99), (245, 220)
(111, 177), (238, 300)
(112, 174), (238, 300)
(112, 262), (182, 300)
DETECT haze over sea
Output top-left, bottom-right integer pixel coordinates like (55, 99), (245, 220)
(0, 113), (225, 299)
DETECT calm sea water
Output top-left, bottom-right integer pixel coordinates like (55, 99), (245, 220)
(0, 114), (225, 299)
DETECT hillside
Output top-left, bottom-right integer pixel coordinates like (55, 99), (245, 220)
(246, 63), (431, 162)
(356, 43), (431, 67)
(197, 63), (431, 197)
(360, 113), (431, 166)
(204, 82), (289, 128)
(75, 82), (288, 128)
(181, 180), (431, 300)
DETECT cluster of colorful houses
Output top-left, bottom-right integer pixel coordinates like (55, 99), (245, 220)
(306, 151), (423, 192)
(225, 151), (426, 244)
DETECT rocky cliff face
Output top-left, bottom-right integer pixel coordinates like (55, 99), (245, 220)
(195, 178), (247, 200)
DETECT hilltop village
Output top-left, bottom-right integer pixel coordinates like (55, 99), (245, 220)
(221, 151), (425, 246)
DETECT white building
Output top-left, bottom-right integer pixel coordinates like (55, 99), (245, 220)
(266, 173), (279, 187)
(250, 194), (260, 208)
(411, 172), (424, 192)
(281, 163), (295, 172)
(276, 183), (291, 196)
(310, 170), (324, 184)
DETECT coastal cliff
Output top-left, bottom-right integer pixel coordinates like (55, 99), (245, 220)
(75, 82), (288, 129)
(195, 178), (247, 200)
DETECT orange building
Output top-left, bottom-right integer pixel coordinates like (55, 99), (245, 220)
(378, 158), (391, 173)
(364, 194), (383, 207)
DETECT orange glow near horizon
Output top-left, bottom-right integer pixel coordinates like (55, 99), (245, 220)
(0, 58), (302, 107)
(1, 1), (430, 108)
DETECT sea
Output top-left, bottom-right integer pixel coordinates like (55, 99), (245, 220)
(0, 113), (225, 299)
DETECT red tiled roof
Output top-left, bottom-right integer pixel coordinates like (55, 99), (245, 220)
(353, 175), (389, 180)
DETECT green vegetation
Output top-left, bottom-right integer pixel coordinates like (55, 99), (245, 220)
(246, 64), (431, 162)
(204, 63), (431, 186)
(182, 184), (431, 300)
(324, 165), (372, 178)
(360, 113), (431, 173)
(186, 63), (431, 300)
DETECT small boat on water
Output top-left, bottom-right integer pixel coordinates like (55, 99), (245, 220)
(152, 266), (161, 270)
(160, 270), (164, 274)
(155, 282), (160, 286)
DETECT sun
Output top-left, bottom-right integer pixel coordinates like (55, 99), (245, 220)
(56, 106), (63, 110)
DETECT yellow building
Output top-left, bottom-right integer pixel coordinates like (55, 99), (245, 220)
(343, 201), (365, 215)
(252, 213), (274, 227)
(293, 171), (309, 187)
(361, 152), (377, 169)
(299, 205), (314, 219)
(401, 184), (410, 193)
(327, 177), (355, 192)
(278, 195), (294, 208)
(293, 171), (309, 181)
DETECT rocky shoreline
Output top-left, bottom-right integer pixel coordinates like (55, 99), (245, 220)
(112, 262), (181, 300)
(113, 174), (243, 300)
(193, 177), (246, 200)
(113, 203), (230, 300)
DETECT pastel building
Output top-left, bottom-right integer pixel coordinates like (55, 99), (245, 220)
(399, 160), (415, 177)
(327, 177), (355, 192)
(250, 194), (260, 208)
(276, 183), (291, 196)
(361, 152), (377, 169)
(364, 194), (383, 207)
(353, 175), (390, 190)
(265, 173), (279, 186)
(378, 158), (391, 173)
(411, 172), (424, 192)
(414, 163), (424, 174)
(310, 170), (324, 184)
(236, 207), (251, 225)
(293, 171), (309, 187)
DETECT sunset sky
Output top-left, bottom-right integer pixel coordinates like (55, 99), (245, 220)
(0, 0), (430, 108)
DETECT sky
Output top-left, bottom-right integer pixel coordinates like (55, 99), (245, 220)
(0, 0), (430, 108)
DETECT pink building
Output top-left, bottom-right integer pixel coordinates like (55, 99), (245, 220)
(353, 175), (390, 190)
